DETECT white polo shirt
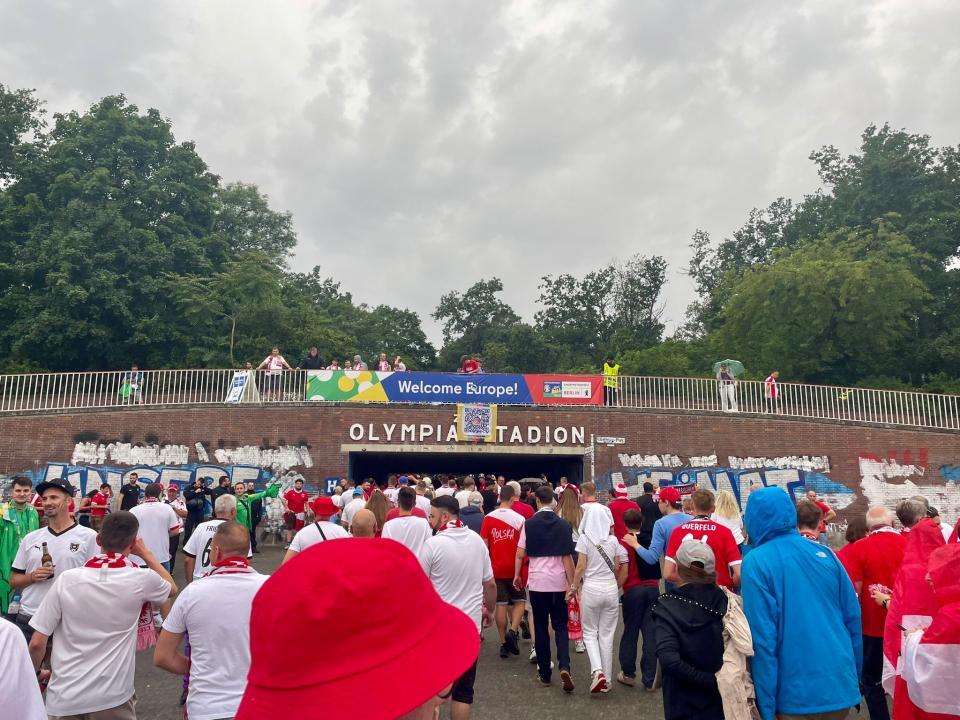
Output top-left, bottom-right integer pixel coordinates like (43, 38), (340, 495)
(382, 515), (433, 558)
(30, 564), (171, 717)
(419, 525), (493, 632)
(182, 519), (252, 579)
(341, 497), (366, 527)
(289, 520), (349, 553)
(163, 568), (269, 720)
(129, 500), (180, 565)
(11, 523), (99, 615)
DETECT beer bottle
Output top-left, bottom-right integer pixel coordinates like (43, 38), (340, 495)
(41, 542), (54, 573)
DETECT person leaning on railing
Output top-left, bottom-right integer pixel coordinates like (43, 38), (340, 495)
(256, 347), (292, 400)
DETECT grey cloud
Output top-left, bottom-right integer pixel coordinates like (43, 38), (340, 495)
(2, 0), (959, 342)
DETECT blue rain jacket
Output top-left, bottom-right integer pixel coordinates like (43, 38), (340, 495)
(741, 488), (862, 720)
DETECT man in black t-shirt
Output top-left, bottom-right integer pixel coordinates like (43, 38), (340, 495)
(209, 476), (233, 505)
(118, 473), (143, 511)
(636, 482), (662, 548)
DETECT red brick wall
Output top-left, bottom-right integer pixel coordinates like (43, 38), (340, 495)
(1, 404), (958, 523)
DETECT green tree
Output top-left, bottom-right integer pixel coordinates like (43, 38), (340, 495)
(213, 182), (297, 268)
(433, 278), (520, 350)
(715, 224), (931, 383)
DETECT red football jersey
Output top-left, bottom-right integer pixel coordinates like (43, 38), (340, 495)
(481, 508), (525, 579)
(284, 489), (309, 513)
(665, 517), (742, 590)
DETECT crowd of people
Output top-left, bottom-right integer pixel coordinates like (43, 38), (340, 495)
(1, 469), (958, 719)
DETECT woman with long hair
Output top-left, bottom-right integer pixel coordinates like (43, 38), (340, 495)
(711, 490), (745, 546)
(652, 541), (728, 720)
(567, 506), (628, 693)
(557, 486), (583, 543)
(365, 490), (389, 537)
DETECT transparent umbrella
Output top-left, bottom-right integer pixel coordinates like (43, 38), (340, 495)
(712, 359), (745, 376)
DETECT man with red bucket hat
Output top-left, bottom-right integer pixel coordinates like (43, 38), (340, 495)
(237, 538), (481, 719)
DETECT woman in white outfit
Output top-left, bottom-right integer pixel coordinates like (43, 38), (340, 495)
(711, 490), (745, 547)
(567, 506), (628, 693)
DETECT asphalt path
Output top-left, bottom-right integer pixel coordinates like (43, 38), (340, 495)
(134, 543), (869, 720)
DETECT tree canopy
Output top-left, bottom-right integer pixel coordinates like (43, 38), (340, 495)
(2, 86), (958, 390)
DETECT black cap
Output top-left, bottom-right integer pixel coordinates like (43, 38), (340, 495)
(35, 478), (75, 497)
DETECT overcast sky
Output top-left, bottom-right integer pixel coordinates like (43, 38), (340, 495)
(2, 0), (958, 344)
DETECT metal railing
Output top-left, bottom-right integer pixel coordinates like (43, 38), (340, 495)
(0, 369), (957, 430)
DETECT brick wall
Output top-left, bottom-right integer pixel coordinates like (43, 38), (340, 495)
(1, 404), (958, 523)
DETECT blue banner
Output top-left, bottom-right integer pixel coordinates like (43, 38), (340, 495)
(380, 372), (533, 404)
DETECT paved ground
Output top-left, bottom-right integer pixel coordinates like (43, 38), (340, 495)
(135, 543), (869, 719)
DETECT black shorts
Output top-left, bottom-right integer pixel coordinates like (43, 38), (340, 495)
(452, 658), (478, 705)
(495, 578), (525, 606)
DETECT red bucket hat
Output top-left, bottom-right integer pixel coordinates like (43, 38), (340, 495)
(236, 538), (479, 720)
(311, 495), (337, 518)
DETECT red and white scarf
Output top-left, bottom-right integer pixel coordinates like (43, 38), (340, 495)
(203, 556), (255, 577)
(437, 519), (464, 533)
(85, 552), (139, 569)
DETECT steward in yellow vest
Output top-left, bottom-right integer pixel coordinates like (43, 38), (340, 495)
(602, 357), (619, 405)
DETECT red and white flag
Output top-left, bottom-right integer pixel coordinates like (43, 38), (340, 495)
(898, 543), (960, 720)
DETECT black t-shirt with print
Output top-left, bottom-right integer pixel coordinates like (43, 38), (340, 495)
(119, 483), (142, 510)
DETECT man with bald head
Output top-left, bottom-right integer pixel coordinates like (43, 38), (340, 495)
(155, 521), (269, 720)
(844, 505), (906, 720)
(351, 509), (377, 538)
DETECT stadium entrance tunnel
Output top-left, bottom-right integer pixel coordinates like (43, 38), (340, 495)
(346, 445), (586, 486)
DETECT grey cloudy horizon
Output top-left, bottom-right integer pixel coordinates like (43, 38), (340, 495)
(2, 0), (959, 346)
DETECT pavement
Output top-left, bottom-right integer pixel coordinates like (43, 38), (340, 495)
(134, 543), (868, 720)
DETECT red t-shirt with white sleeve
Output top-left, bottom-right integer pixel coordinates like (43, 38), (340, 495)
(665, 516), (742, 590)
(480, 507), (525, 579)
(384, 507), (427, 522)
(284, 489), (309, 514)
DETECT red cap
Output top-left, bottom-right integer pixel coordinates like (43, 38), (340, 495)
(613, 483), (629, 499)
(236, 538), (479, 720)
(311, 496), (337, 518)
(658, 486), (681, 505)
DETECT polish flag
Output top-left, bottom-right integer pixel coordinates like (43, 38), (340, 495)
(882, 521), (944, 709)
(898, 543), (960, 720)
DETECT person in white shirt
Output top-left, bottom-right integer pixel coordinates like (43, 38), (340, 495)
(415, 481), (434, 516)
(182, 494), (252, 582)
(419, 495), (496, 718)
(435, 478), (458, 498)
(282, 497), (349, 564)
(256, 346), (292, 400)
(382, 488), (432, 557)
(383, 476), (400, 506)
(28, 511), (176, 719)
(155, 521), (267, 720)
(9, 478), (99, 641)
(340, 488), (367, 529)
(129, 483), (181, 569)
(568, 504), (628, 693)
(455, 477), (477, 509)
(0, 611), (45, 720)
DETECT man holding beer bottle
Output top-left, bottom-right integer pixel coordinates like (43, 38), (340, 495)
(8, 478), (98, 642)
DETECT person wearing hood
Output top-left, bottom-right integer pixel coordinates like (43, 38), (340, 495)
(651, 540), (728, 720)
(898, 542), (960, 720)
(567, 501), (628, 693)
(875, 517), (944, 719)
(741, 487), (862, 720)
(460, 493), (485, 534)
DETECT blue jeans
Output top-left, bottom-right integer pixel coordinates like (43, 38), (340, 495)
(529, 590), (570, 681)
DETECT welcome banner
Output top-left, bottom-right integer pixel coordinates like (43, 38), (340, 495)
(305, 370), (602, 406)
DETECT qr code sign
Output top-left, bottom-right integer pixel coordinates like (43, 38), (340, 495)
(462, 404), (493, 438)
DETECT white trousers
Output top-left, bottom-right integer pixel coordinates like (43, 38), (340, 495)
(580, 581), (620, 679)
(719, 384), (737, 411)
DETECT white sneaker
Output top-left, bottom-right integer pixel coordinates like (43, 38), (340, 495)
(529, 648), (537, 663)
(590, 670), (608, 694)
(575, 639), (586, 653)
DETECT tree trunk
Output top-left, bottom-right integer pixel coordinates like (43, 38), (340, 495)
(229, 316), (237, 366)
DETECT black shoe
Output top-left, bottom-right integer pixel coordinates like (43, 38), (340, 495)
(520, 613), (531, 640)
(506, 628), (520, 655)
(499, 642), (509, 659)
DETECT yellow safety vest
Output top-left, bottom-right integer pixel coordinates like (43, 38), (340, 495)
(603, 362), (620, 388)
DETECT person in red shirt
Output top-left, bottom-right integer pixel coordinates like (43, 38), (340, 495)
(608, 483), (640, 542)
(664, 489), (741, 590)
(459, 355), (480, 374)
(845, 506), (906, 720)
(480, 484), (527, 658)
(806, 489), (837, 543)
(835, 516), (868, 575)
(89, 483), (112, 531)
(507, 482), (534, 520)
(282, 479), (309, 546)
